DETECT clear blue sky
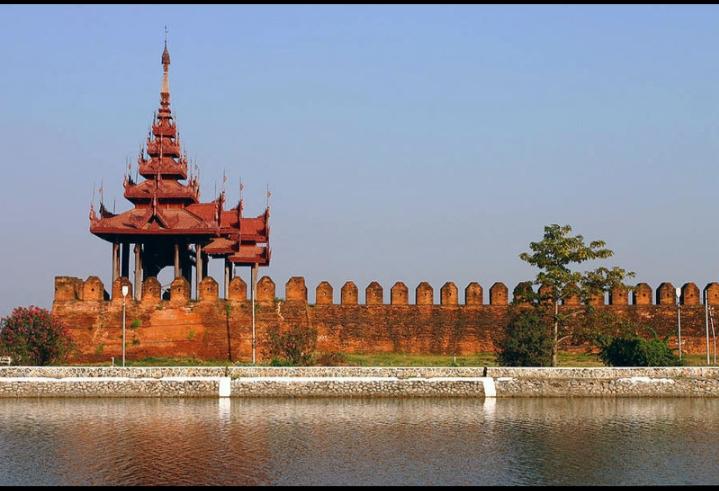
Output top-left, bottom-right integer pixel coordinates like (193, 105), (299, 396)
(1, 5), (718, 313)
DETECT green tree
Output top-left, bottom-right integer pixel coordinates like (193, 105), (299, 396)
(497, 307), (554, 367)
(519, 224), (634, 366)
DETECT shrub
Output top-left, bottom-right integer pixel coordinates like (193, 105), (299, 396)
(264, 324), (317, 366)
(497, 307), (553, 367)
(597, 331), (681, 367)
(0, 306), (75, 365)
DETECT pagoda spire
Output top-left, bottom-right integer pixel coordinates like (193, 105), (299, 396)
(161, 26), (171, 105)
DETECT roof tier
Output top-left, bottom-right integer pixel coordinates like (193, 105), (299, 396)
(89, 39), (271, 267)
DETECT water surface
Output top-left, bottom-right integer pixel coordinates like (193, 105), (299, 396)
(1, 397), (718, 485)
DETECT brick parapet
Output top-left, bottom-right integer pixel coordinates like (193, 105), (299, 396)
(55, 275), (719, 308)
(52, 275), (719, 363)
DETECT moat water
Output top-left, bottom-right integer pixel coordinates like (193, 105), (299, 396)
(1, 397), (718, 485)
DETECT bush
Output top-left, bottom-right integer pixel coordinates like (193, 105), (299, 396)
(0, 306), (75, 365)
(597, 332), (681, 367)
(264, 324), (317, 366)
(497, 307), (553, 367)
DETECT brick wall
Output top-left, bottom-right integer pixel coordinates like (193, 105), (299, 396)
(52, 275), (719, 363)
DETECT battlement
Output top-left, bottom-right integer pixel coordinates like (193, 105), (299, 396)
(52, 275), (719, 363)
(54, 275), (719, 307)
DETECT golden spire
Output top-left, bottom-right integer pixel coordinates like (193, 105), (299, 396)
(161, 26), (170, 96)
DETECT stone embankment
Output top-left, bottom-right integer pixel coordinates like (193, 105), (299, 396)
(1, 367), (719, 398)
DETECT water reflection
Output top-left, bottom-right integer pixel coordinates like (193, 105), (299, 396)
(1, 398), (718, 485)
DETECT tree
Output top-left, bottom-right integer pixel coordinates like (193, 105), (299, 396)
(519, 224), (634, 366)
(0, 306), (75, 365)
(497, 307), (554, 367)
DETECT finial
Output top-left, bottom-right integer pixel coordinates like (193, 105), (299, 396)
(162, 26), (171, 67)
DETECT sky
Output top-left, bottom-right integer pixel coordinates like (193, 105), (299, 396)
(1, 5), (718, 314)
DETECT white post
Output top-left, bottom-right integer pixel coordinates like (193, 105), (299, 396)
(706, 290), (711, 366)
(251, 264), (257, 365)
(121, 284), (129, 367)
(710, 306), (717, 365)
(675, 287), (682, 361)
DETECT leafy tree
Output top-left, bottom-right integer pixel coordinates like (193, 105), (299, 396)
(519, 224), (634, 366)
(0, 306), (75, 365)
(497, 307), (554, 367)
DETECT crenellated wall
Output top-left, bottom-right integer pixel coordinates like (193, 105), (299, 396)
(52, 275), (719, 362)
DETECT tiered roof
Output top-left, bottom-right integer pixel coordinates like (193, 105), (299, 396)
(89, 40), (270, 266)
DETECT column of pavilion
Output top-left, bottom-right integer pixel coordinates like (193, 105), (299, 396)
(111, 240), (242, 301)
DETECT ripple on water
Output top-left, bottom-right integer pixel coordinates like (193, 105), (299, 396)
(1, 398), (719, 485)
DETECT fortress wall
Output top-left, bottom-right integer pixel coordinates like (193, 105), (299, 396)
(52, 276), (719, 363)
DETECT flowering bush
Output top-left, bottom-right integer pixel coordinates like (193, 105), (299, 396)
(0, 306), (75, 365)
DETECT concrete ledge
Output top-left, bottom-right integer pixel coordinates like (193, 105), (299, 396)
(0, 376), (220, 398)
(486, 367), (719, 379)
(230, 376), (489, 398)
(0, 367), (228, 379)
(0, 374), (488, 398)
(489, 367), (719, 397)
(2, 367), (719, 398)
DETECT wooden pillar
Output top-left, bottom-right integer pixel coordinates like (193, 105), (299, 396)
(195, 244), (202, 299)
(134, 244), (142, 301)
(112, 242), (120, 282)
(121, 243), (130, 278)
(202, 253), (209, 282)
(224, 258), (231, 299)
(174, 242), (180, 279)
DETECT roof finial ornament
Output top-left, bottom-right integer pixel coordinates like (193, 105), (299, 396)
(161, 27), (171, 68)
(161, 26), (171, 99)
